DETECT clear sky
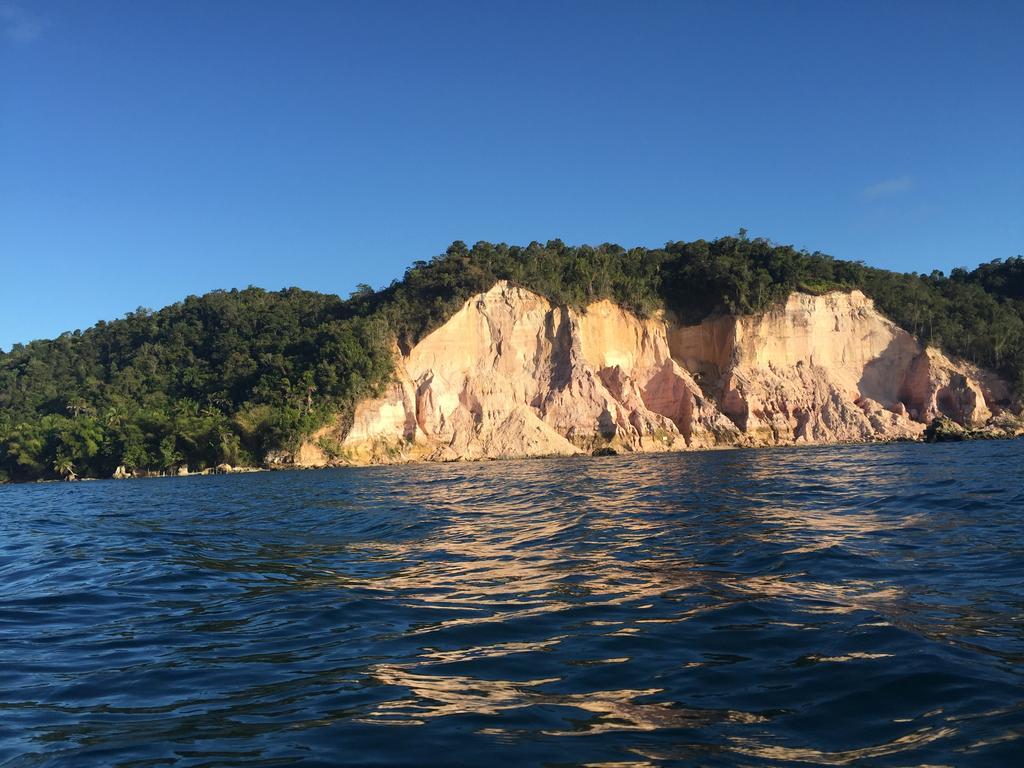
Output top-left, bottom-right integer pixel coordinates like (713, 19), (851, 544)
(1, 1), (1021, 350)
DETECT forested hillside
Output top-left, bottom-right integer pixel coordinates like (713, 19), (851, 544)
(2, 235), (1022, 481)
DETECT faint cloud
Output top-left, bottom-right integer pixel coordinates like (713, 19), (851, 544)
(862, 176), (912, 199)
(0, 2), (45, 43)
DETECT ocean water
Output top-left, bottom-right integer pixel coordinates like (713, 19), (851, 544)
(2, 441), (1023, 767)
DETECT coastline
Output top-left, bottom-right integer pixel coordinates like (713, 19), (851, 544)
(7, 423), (1020, 486)
(7, 283), (1021, 487)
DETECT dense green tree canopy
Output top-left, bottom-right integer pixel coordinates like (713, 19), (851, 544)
(2, 236), (1022, 481)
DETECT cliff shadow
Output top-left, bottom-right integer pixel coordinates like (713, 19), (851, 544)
(857, 335), (920, 410)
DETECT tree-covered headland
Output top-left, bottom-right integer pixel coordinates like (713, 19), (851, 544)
(2, 235), (1023, 481)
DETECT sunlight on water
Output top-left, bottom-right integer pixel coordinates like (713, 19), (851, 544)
(1, 440), (1023, 766)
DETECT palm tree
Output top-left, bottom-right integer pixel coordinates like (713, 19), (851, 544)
(104, 406), (125, 428)
(53, 455), (76, 481)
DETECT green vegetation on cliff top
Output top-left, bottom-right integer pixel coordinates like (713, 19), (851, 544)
(2, 235), (1023, 481)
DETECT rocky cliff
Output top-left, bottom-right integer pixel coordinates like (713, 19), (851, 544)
(295, 282), (1016, 466)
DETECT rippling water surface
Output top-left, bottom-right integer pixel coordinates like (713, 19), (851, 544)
(2, 441), (1024, 766)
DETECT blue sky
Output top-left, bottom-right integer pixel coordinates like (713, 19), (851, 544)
(1, 1), (1021, 350)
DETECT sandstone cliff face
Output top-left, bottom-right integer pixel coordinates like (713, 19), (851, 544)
(297, 282), (1014, 465)
(672, 291), (925, 444)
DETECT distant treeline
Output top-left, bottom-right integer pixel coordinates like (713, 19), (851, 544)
(2, 235), (1022, 481)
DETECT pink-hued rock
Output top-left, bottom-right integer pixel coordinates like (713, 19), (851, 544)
(287, 283), (1015, 465)
(898, 348), (992, 427)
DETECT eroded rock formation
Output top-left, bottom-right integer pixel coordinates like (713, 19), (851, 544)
(295, 282), (1016, 465)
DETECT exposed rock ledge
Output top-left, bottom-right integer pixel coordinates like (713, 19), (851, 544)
(286, 281), (1018, 466)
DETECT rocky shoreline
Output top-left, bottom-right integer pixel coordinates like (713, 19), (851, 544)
(9, 422), (1022, 485)
(923, 415), (1024, 443)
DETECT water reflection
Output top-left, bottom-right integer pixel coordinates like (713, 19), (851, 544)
(1, 442), (1023, 765)
(363, 663), (765, 735)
